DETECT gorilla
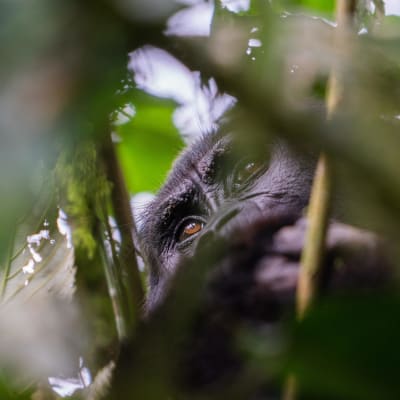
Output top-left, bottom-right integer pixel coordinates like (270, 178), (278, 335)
(135, 119), (391, 396)
(140, 123), (388, 304)
(140, 125), (314, 306)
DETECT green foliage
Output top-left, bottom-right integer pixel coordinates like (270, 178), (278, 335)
(378, 15), (400, 37)
(0, 374), (32, 400)
(55, 142), (112, 259)
(290, 296), (400, 399)
(115, 91), (184, 193)
(55, 143), (121, 359)
(268, 0), (335, 16)
(2, 0), (400, 399)
(297, 0), (335, 14)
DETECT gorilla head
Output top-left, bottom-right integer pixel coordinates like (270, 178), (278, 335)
(140, 127), (316, 310)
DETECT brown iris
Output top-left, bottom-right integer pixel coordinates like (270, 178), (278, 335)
(179, 220), (204, 242)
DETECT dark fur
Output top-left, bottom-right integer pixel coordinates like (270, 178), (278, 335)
(140, 129), (315, 311)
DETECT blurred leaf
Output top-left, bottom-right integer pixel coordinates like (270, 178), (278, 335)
(55, 143), (113, 259)
(84, 361), (114, 400)
(115, 91), (184, 193)
(376, 15), (400, 38)
(1, 225), (75, 305)
(297, 0), (335, 15)
(113, 0), (180, 22)
(0, 169), (76, 304)
(269, 0), (335, 16)
(0, 374), (32, 400)
(289, 295), (400, 399)
(0, 172), (88, 385)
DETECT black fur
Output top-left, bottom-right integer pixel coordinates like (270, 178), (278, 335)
(140, 128), (315, 311)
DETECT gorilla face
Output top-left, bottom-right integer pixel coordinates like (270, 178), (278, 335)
(139, 128), (316, 310)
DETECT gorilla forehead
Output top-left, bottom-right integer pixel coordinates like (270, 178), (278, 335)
(144, 130), (230, 221)
(162, 131), (229, 195)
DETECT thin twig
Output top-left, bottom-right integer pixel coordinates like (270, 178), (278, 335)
(99, 202), (129, 339)
(0, 225), (16, 300)
(101, 131), (144, 336)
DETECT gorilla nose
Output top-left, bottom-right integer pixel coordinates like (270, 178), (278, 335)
(208, 206), (241, 235)
(215, 207), (241, 231)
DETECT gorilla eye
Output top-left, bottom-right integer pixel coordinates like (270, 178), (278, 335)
(233, 158), (264, 189)
(177, 218), (204, 243)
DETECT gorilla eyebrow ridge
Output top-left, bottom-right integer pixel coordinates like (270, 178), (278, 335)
(158, 184), (196, 229)
(197, 137), (231, 185)
(153, 134), (232, 231)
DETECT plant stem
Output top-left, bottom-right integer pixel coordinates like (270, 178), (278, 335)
(298, 0), (357, 316)
(0, 225), (16, 301)
(100, 131), (144, 337)
(284, 0), (357, 398)
(297, 153), (332, 315)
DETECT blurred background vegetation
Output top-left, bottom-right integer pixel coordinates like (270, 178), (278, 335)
(1, 0), (400, 399)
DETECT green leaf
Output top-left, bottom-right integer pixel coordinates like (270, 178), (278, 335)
(116, 92), (184, 194)
(299, 0), (335, 14)
(0, 374), (32, 400)
(288, 296), (400, 399)
(377, 15), (400, 38)
(272, 0), (335, 16)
